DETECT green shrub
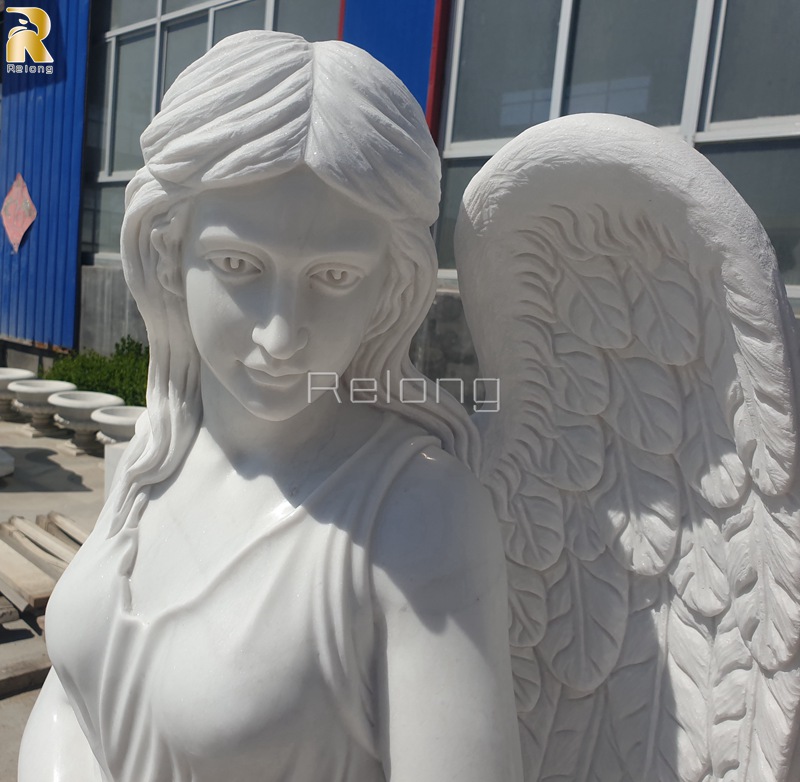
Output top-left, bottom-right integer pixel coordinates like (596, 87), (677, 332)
(46, 337), (149, 406)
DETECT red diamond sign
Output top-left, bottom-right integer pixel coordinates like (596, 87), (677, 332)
(2, 174), (37, 254)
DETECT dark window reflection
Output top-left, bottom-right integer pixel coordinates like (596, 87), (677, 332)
(702, 141), (800, 286)
(564, 0), (694, 126)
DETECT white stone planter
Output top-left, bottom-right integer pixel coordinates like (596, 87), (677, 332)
(8, 379), (77, 435)
(91, 406), (146, 497)
(0, 368), (36, 420)
(48, 391), (125, 453)
(90, 405), (146, 444)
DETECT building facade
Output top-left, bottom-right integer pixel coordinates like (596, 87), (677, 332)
(1, 0), (799, 373)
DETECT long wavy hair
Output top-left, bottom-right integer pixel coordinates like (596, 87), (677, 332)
(102, 31), (479, 537)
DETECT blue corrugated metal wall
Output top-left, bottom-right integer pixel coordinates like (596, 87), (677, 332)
(1, 0), (90, 349)
(341, 0), (437, 115)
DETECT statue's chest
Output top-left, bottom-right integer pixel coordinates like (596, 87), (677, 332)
(47, 504), (371, 779)
(127, 484), (294, 616)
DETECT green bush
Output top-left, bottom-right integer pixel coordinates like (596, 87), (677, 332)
(46, 337), (149, 406)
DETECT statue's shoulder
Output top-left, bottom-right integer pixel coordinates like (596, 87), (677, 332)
(370, 420), (503, 607)
(375, 411), (490, 520)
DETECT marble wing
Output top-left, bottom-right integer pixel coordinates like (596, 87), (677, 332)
(455, 114), (800, 782)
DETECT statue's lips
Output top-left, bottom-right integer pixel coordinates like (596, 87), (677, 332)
(241, 364), (301, 388)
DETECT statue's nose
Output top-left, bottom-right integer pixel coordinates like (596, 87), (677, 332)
(251, 313), (309, 361)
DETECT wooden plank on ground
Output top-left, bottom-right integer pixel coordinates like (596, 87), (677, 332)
(0, 539), (55, 611)
(45, 512), (88, 546)
(0, 596), (19, 625)
(0, 654), (50, 699)
(0, 523), (68, 581)
(8, 516), (77, 564)
(35, 514), (78, 549)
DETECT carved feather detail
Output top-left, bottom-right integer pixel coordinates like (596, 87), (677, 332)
(589, 432), (681, 576)
(549, 328), (609, 416)
(603, 351), (682, 455)
(710, 607), (800, 781)
(675, 363), (749, 509)
(537, 549), (628, 692)
(622, 253), (701, 366)
(455, 114), (800, 782)
(723, 492), (800, 669)
(608, 585), (713, 782)
(668, 482), (729, 618)
(503, 476), (564, 571)
(554, 254), (632, 350)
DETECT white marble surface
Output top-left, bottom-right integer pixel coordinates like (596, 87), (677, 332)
(102, 441), (129, 500)
(456, 113), (800, 782)
(0, 369), (35, 420)
(47, 392), (124, 422)
(48, 392), (124, 453)
(20, 31), (520, 782)
(8, 380), (77, 436)
(18, 33), (800, 782)
(91, 406), (145, 444)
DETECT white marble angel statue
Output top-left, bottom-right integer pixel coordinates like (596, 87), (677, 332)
(18, 30), (800, 782)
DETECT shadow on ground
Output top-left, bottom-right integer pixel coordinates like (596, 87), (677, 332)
(0, 626), (34, 646)
(0, 447), (91, 494)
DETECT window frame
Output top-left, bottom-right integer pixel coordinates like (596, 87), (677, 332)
(83, 0), (272, 262)
(438, 0), (800, 295)
(98, 0), (272, 182)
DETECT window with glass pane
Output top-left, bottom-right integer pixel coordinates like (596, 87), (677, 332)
(213, 0), (267, 45)
(84, 41), (110, 174)
(82, 184), (127, 255)
(564, 0), (694, 126)
(112, 31), (155, 172)
(710, 0), (800, 123)
(274, 0), (339, 42)
(436, 160), (486, 269)
(161, 15), (209, 103)
(110, 0), (158, 30)
(702, 141), (800, 285)
(164, 0), (207, 14)
(452, 0), (560, 142)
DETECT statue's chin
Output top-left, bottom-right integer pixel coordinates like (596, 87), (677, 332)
(230, 382), (322, 423)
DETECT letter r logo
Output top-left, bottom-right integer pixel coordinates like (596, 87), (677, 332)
(6, 7), (54, 64)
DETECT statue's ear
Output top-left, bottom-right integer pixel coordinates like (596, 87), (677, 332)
(151, 221), (184, 298)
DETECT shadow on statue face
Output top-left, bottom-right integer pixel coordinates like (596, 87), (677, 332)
(181, 166), (392, 423)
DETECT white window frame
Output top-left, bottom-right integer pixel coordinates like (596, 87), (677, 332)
(84, 0), (272, 261)
(99, 0), (272, 182)
(437, 0), (800, 287)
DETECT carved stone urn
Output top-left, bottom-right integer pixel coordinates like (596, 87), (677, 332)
(8, 379), (77, 436)
(48, 391), (125, 453)
(90, 405), (146, 444)
(0, 368), (36, 420)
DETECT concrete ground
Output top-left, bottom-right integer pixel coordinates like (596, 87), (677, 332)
(0, 419), (105, 534)
(0, 689), (37, 781)
(0, 418), (106, 781)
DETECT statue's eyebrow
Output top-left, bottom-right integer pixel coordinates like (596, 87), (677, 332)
(193, 230), (266, 258)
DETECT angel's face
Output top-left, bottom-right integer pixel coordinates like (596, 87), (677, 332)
(181, 167), (391, 422)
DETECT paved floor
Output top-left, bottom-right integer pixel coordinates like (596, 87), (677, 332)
(0, 418), (106, 781)
(0, 689), (37, 781)
(0, 419), (105, 534)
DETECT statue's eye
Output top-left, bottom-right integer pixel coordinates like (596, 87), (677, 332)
(208, 255), (260, 276)
(309, 267), (361, 290)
